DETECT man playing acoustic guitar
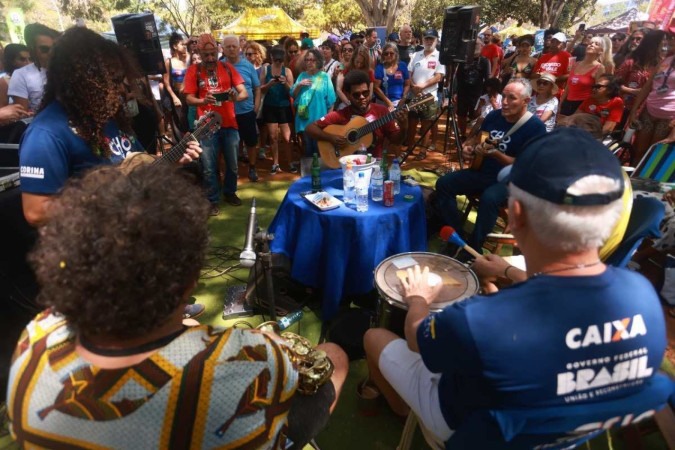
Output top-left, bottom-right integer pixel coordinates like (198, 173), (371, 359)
(305, 70), (408, 160)
(434, 78), (546, 258)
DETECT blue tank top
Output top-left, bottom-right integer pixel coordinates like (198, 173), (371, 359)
(263, 65), (290, 107)
(169, 58), (186, 85)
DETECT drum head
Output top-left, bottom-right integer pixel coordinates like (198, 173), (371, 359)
(374, 252), (479, 312)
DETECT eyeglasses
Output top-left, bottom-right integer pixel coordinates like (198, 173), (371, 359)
(201, 51), (218, 58)
(245, 52), (255, 56)
(382, 51), (395, 56)
(38, 45), (51, 54)
(350, 90), (370, 98)
(591, 84), (608, 89)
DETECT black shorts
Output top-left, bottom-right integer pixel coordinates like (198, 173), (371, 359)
(285, 381), (336, 449)
(262, 105), (293, 125)
(235, 111), (259, 147)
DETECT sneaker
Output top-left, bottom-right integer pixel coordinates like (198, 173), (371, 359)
(289, 163), (299, 174)
(224, 193), (242, 206)
(209, 204), (220, 216)
(248, 167), (259, 182)
(258, 147), (267, 160)
(183, 303), (205, 320)
(270, 164), (281, 174)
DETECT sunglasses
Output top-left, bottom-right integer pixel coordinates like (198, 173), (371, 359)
(288, 50), (298, 55)
(273, 58), (284, 62)
(536, 79), (552, 85)
(38, 45), (51, 54)
(382, 52), (395, 56)
(343, 48), (354, 52)
(245, 52), (255, 56)
(630, 37), (642, 41)
(351, 90), (370, 98)
(591, 84), (607, 89)
(611, 37), (624, 42)
(305, 58), (317, 62)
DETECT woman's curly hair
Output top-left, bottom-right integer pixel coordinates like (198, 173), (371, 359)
(40, 27), (141, 157)
(29, 164), (210, 339)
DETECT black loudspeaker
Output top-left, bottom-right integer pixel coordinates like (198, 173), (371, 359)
(439, 5), (481, 64)
(111, 13), (165, 75)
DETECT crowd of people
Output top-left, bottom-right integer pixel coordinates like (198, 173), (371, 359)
(2, 18), (674, 449)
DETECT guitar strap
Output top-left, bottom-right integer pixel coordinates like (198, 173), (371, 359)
(503, 111), (533, 140)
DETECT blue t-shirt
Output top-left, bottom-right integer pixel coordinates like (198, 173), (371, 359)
(292, 71), (336, 133)
(224, 57), (259, 115)
(417, 267), (667, 443)
(374, 61), (409, 102)
(19, 101), (143, 195)
(479, 110), (546, 177)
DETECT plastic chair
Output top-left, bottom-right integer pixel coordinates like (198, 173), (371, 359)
(604, 196), (665, 268)
(632, 142), (674, 183)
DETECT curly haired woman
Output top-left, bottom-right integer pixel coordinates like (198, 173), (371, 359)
(19, 27), (201, 228)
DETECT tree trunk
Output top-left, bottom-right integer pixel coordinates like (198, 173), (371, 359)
(355, 0), (408, 32)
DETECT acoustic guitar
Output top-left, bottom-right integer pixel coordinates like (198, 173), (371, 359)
(121, 111), (222, 172)
(469, 131), (498, 171)
(318, 93), (435, 168)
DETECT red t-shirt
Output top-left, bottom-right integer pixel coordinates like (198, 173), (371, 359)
(183, 62), (244, 129)
(578, 96), (624, 125)
(481, 44), (503, 76)
(315, 104), (400, 157)
(534, 51), (572, 92)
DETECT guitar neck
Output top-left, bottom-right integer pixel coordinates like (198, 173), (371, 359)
(152, 123), (212, 166)
(355, 110), (399, 140)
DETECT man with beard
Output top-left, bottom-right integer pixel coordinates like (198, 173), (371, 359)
(397, 24), (422, 65)
(304, 70), (407, 158)
(184, 33), (248, 214)
(407, 29), (445, 159)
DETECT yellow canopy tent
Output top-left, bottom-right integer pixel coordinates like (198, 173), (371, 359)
(212, 7), (320, 41)
(495, 25), (538, 38)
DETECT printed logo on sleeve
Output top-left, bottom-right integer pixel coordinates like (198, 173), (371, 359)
(20, 166), (45, 179)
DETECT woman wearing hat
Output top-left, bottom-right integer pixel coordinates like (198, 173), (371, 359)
(528, 72), (559, 132)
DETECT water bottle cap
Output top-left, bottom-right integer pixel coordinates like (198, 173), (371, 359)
(393, 158), (399, 163)
(346, 162), (352, 169)
(359, 172), (364, 177)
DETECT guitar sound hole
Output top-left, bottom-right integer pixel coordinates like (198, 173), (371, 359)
(346, 130), (359, 144)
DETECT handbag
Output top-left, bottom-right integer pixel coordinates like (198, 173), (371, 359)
(297, 75), (320, 120)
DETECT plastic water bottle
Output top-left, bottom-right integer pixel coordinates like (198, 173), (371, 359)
(371, 166), (383, 201)
(311, 152), (322, 192)
(356, 172), (369, 212)
(389, 158), (401, 195)
(279, 310), (304, 330)
(380, 150), (389, 181)
(343, 162), (356, 205)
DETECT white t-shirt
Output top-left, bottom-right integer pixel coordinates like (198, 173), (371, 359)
(527, 95), (559, 132)
(8, 63), (47, 112)
(408, 49), (445, 97)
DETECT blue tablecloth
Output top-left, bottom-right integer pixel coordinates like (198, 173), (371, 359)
(269, 170), (427, 320)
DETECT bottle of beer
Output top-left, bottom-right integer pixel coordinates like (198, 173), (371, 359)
(311, 153), (322, 192)
(380, 150), (389, 182)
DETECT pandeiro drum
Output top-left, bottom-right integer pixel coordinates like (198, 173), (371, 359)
(374, 252), (479, 336)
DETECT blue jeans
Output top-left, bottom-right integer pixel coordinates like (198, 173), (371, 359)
(435, 169), (508, 250)
(201, 127), (239, 203)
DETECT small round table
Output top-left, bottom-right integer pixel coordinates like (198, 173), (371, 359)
(269, 169), (427, 320)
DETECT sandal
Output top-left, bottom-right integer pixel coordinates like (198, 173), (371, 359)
(414, 150), (427, 161)
(356, 378), (381, 416)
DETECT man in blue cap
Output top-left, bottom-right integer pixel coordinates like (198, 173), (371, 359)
(364, 128), (670, 447)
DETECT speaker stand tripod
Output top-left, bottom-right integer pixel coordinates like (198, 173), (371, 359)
(399, 63), (466, 173)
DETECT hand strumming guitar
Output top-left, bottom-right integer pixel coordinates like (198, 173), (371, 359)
(329, 134), (348, 149)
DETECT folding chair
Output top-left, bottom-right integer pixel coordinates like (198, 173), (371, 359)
(631, 142), (675, 183)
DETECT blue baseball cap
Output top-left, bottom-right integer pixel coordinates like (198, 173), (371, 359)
(507, 128), (624, 206)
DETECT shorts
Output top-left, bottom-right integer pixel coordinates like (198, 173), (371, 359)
(235, 111), (259, 147)
(286, 381), (336, 449)
(409, 100), (439, 121)
(638, 108), (671, 137)
(263, 104), (293, 125)
(379, 338), (453, 442)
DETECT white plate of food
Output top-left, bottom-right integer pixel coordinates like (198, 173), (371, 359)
(302, 191), (343, 211)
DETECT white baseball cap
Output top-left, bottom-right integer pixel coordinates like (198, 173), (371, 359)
(551, 32), (567, 43)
